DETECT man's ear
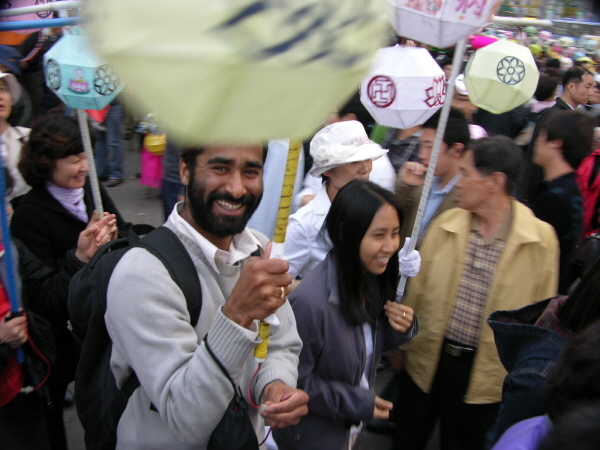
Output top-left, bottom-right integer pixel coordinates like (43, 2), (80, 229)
(179, 159), (190, 187)
(489, 171), (507, 193)
(448, 143), (465, 157)
(548, 139), (564, 153)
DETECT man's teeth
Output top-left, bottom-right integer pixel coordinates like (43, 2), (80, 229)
(216, 200), (242, 211)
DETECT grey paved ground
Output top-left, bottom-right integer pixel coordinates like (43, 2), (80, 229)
(64, 136), (437, 450)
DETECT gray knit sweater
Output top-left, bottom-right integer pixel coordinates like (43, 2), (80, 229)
(105, 214), (301, 449)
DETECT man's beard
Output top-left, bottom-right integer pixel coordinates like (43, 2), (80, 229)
(187, 171), (262, 238)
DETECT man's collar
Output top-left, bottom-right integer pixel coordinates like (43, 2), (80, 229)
(167, 202), (262, 273)
(558, 96), (576, 110)
(440, 199), (547, 245)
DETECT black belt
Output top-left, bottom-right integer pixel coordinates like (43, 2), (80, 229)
(442, 339), (476, 357)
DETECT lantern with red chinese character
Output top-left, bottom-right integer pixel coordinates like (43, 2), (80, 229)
(360, 45), (445, 130)
(386, 0), (502, 49)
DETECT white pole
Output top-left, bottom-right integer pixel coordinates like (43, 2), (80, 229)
(76, 109), (104, 216)
(0, 1), (81, 17)
(396, 37), (468, 302)
(491, 16), (553, 27)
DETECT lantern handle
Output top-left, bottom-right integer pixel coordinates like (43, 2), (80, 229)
(0, 17), (82, 32)
(76, 109), (104, 216)
(396, 37), (468, 302)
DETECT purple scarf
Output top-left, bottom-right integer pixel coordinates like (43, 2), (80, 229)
(46, 182), (88, 223)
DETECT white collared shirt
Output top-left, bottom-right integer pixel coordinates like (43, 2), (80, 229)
(168, 202), (263, 274)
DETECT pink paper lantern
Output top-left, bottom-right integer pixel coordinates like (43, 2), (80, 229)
(471, 35), (498, 50)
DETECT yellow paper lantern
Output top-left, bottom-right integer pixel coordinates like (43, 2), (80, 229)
(464, 39), (539, 114)
(84, 0), (387, 144)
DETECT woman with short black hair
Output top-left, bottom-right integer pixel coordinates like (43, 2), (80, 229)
(11, 108), (125, 450)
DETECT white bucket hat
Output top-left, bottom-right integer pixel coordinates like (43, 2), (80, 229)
(455, 74), (468, 96)
(0, 72), (21, 103)
(309, 120), (388, 177)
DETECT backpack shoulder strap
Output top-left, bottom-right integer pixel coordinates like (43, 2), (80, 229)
(101, 226), (202, 426)
(137, 226), (202, 327)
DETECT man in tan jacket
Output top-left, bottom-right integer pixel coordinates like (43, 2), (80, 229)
(394, 136), (559, 450)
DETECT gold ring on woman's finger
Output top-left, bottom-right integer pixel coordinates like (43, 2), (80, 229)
(280, 286), (285, 299)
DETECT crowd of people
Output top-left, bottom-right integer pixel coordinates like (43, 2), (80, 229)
(0, 22), (600, 450)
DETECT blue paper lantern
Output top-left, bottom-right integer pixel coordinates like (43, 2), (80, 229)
(43, 27), (124, 110)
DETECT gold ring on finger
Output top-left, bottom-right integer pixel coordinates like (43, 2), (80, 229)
(280, 286), (285, 299)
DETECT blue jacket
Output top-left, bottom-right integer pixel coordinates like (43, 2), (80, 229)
(273, 254), (416, 450)
(487, 299), (567, 446)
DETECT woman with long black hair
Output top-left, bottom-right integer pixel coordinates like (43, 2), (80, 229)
(273, 180), (417, 449)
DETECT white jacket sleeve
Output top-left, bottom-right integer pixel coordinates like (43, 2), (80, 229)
(283, 216), (311, 279)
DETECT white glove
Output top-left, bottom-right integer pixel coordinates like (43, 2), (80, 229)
(399, 237), (421, 278)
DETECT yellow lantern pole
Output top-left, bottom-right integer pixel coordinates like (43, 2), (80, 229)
(254, 141), (302, 362)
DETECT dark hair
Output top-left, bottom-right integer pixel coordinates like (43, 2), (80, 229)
(557, 256), (600, 333)
(466, 136), (522, 195)
(543, 321), (600, 421)
(537, 402), (600, 450)
(437, 55), (452, 69)
(542, 110), (596, 170)
(18, 109), (90, 186)
(339, 92), (375, 133)
(562, 66), (592, 88)
(534, 75), (558, 102)
(180, 145), (268, 173)
(544, 67), (563, 85)
(324, 180), (402, 326)
(545, 58), (561, 69)
(422, 107), (470, 149)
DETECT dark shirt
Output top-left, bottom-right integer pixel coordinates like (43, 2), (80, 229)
(517, 97), (572, 202)
(474, 105), (528, 140)
(380, 128), (420, 173)
(528, 172), (582, 294)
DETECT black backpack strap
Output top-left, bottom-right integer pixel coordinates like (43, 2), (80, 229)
(203, 335), (237, 392)
(137, 226), (202, 327)
(116, 226), (202, 415)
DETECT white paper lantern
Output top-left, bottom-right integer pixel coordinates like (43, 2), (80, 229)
(360, 45), (445, 129)
(84, 0), (387, 145)
(385, 0), (502, 49)
(464, 39), (539, 115)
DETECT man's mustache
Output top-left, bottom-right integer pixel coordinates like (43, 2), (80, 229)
(207, 192), (257, 207)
